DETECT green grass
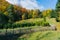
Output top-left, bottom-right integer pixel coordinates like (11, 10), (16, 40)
(15, 18), (60, 31)
(14, 18), (56, 28)
(1, 18), (60, 40)
(19, 31), (60, 40)
(15, 18), (55, 24)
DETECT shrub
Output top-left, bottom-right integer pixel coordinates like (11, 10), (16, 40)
(44, 22), (50, 26)
(14, 22), (36, 27)
(1, 19), (50, 29)
(35, 21), (40, 26)
(56, 17), (60, 22)
(0, 24), (3, 29)
(40, 20), (50, 26)
(4, 23), (12, 29)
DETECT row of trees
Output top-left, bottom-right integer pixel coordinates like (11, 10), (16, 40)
(0, 4), (54, 28)
(0, 5), (57, 27)
(0, 5), (56, 22)
(0, 0), (60, 28)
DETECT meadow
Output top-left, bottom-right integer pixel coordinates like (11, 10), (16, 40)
(18, 31), (60, 40)
(0, 0), (60, 40)
(0, 18), (60, 40)
(15, 18), (60, 40)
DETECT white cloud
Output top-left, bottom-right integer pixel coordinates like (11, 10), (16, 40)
(6, 0), (44, 10)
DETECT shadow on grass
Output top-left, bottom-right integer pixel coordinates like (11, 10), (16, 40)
(0, 33), (24, 40)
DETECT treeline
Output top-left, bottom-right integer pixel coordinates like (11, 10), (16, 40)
(0, 4), (57, 28)
(0, 0), (59, 29)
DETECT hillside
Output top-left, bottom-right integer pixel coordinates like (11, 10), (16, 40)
(0, 0), (10, 12)
(0, 0), (22, 12)
(18, 31), (60, 40)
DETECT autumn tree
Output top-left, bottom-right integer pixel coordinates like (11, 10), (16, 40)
(42, 10), (47, 22)
(42, 9), (52, 22)
(21, 8), (28, 20)
(0, 0), (10, 12)
(32, 9), (40, 18)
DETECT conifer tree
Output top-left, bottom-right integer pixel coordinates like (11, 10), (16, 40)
(56, 0), (60, 22)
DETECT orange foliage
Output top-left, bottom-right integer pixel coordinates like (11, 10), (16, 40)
(21, 8), (27, 13)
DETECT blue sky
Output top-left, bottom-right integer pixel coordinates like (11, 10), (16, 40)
(37, 0), (57, 10)
(6, 0), (57, 10)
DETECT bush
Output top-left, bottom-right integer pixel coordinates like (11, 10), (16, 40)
(44, 22), (50, 26)
(13, 22), (35, 27)
(35, 21), (40, 26)
(0, 24), (3, 29)
(1, 19), (50, 29)
(40, 21), (50, 26)
(56, 17), (60, 22)
(4, 23), (12, 29)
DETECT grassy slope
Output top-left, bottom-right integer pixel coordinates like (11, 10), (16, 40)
(15, 18), (60, 30)
(19, 31), (60, 40)
(0, 18), (60, 40)
(17, 18), (60, 40)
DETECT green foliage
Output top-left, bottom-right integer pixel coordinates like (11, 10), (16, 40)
(7, 5), (15, 23)
(13, 22), (35, 27)
(17, 38), (27, 40)
(0, 11), (8, 24)
(40, 21), (50, 26)
(28, 13), (32, 19)
(0, 0), (55, 29)
(35, 21), (41, 26)
(56, 0), (60, 22)
(56, 17), (60, 22)
(0, 24), (3, 29)
(50, 10), (57, 18)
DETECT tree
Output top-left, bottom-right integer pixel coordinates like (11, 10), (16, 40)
(50, 10), (57, 18)
(7, 5), (16, 33)
(42, 10), (46, 22)
(0, 0), (10, 12)
(0, 11), (8, 24)
(28, 10), (33, 18)
(32, 9), (41, 18)
(14, 5), (22, 20)
(0, 11), (8, 29)
(7, 5), (15, 23)
(21, 8), (28, 20)
(37, 9), (42, 18)
(56, 0), (60, 22)
(42, 9), (52, 22)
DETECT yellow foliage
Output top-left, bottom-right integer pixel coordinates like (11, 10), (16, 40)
(42, 10), (47, 17)
(42, 9), (52, 17)
(22, 14), (25, 20)
(0, 6), (6, 12)
(4, 12), (9, 16)
(32, 10), (38, 18)
(47, 9), (52, 13)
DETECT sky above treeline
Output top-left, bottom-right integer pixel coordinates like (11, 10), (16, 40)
(6, 0), (57, 10)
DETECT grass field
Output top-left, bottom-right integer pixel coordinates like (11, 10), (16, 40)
(0, 18), (60, 40)
(17, 18), (60, 40)
(18, 31), (60, 40)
